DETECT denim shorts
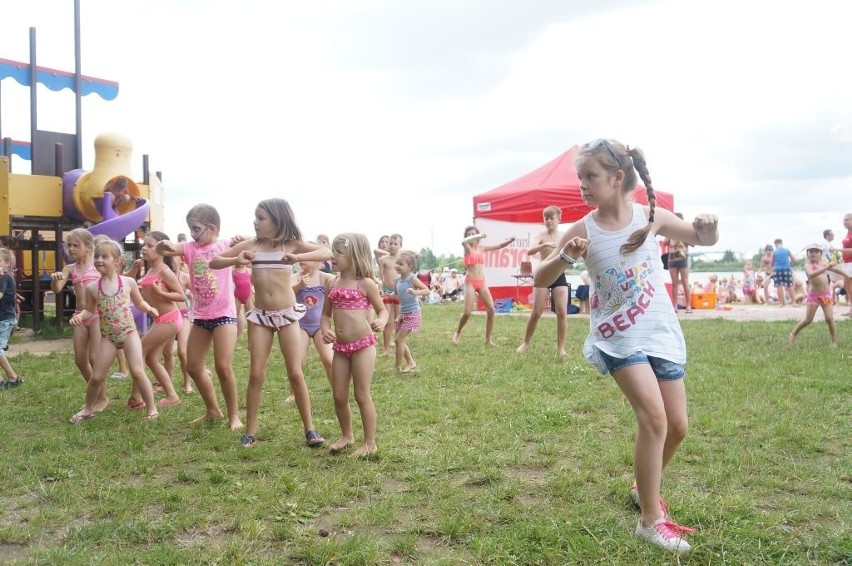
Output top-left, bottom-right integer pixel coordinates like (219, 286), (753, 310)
(597, 349), (685, 381)
(0, 319), (14, 357)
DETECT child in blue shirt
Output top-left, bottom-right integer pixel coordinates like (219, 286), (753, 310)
(0, 249), (23, 389)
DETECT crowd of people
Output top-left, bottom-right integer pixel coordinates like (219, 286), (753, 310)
(5, 137), (852, 555)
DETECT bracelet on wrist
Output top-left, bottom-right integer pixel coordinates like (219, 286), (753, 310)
(559, 251), (577, 265)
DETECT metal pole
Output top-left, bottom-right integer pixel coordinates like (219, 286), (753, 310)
(74, 0), (83, 169)
(29, 28), (37, 175)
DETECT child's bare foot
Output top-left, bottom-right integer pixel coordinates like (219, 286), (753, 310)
(788, 333), (796, 344)
(401, 363), (417, 373)
(329, 437), (355, 453)
(452, 331), (461, 344)
(285, 395), (296, 404)
(558, 349), (567, 356)
(830, 342), (838, 348)
(69, 410), (95, 424)
(229, 417), (245, 431)
(351, 443), (378, 458)
(144, 412), (159, 421)
(93, 398), (110, 412)
(183, 386), (194, 394)
(485, 340), (496, 346)
(190, 411), (224, 425)
(516, 342), (528, 353)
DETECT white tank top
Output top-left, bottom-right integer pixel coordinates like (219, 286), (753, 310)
(582, 203), (686, 374)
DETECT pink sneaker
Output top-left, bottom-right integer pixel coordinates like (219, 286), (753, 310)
(630, 484), (669, 518)
(635, 517), (694, 553)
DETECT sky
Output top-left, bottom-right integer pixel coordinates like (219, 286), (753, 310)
(2, 0), (851, 258)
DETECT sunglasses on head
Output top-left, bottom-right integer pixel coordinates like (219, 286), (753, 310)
(583, 138), (622, 168)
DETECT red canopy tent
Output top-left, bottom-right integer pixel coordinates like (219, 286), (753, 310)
(471, 146), (675, 304)
(473, 145), (674, 223)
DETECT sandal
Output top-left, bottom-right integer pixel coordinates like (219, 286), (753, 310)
(240, 433), (257, 448)
(69, 411), (95, 425)
(305, 430), (325, 447)
(143, 412), (160, 421)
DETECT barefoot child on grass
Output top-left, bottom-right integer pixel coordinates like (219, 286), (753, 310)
(393, 250), (429, 372)
(789, 244), (848, 347)
(536, 139), (718, 554)
(293, 256), (335, 394)
(126, 231), (185, 408)
(210, 198), (330, 448)
(69, 239), (159, 423)
(156, 204), (243, 430)
(51, 228), (107, 411)
(375, 234), (403, 356)
(322, 233), (388, 457)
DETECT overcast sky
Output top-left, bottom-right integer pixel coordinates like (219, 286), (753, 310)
(2, 0), (850, 257)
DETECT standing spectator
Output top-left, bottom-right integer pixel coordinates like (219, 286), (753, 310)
(772, 238), (795, 307)
(759, 245), (774, 304)
(664, 213), (692, 314)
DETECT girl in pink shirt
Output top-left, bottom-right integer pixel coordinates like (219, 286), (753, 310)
(157, 204), (243, 430)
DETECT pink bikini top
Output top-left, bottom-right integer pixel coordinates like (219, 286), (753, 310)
(328, 280), (370, 310)
(138, 269), (163, 289)
(463, 250), (484, 267)
(70, 263), (99, 288)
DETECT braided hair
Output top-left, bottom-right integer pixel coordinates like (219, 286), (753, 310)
(620, 146), (656, 254)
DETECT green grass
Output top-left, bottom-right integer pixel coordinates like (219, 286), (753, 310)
(1, 304), (850, 564)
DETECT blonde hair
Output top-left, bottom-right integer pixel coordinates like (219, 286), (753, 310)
(576, 139), (657, 254)
(66, 227), (94, 250)
(186, 203), (221, 233)
(398, 250), (417, 271)
(543, 205), (562, 219)
(332, 233), (375, 279)
(95, 239), (126, 271)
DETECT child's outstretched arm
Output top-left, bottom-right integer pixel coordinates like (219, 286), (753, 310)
(126, 277), (159, 319)
(50, 265), (73, 294)
(156, 240), (185, 257)
(363, 278), (389, 332)
(209, 239), (254, 269)
(655, 209), (719, 247)
(284, 241), (333, 265)
(482, 236), (516, 252)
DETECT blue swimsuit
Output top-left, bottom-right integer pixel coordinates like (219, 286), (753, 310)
(296, 285), (325, 337)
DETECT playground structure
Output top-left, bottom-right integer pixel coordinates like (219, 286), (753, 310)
(0, 134), (164, 331)
(0, 10), (164, 331)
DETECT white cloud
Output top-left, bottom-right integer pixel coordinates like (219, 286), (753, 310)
(1, 0), (850, 257)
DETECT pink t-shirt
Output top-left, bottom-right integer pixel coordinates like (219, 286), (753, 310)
(183, 239), (236, 319)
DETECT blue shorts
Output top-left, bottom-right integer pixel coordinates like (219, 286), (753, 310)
(597, 349), (685, 381)
(192, 316), (237, 330)
(0, 319), (12, 358)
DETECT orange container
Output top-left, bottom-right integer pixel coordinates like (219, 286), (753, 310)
(691, 292), (717, 309)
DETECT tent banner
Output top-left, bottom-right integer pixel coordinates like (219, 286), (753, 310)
(474, 218), (543, 286)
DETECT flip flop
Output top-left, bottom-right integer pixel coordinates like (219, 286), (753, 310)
(69, 411), (95, 425)
(158, 398), (182, 407)
(305, 430), (325, 447)
(240, 433), (257, 448)
(126, 399), (146, 410)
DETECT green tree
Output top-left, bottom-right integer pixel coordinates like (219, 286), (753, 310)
(721, 249), (737, 263)
(418, 248), (437, 270)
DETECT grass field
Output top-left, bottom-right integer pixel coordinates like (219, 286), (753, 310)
(0, 303), (849, 564)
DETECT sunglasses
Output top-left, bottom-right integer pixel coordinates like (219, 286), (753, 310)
(583, 138), (622, 168)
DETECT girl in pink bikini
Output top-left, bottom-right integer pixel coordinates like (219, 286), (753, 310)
(452, 226), (515, 345)
(210, 198), (331, 448)
(789, 244), (849, 346)
(321, 233), (388, 457)
(69, 239), (159, 424)
(51, 228), (108, 411)
(126, 231), (186, 408)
